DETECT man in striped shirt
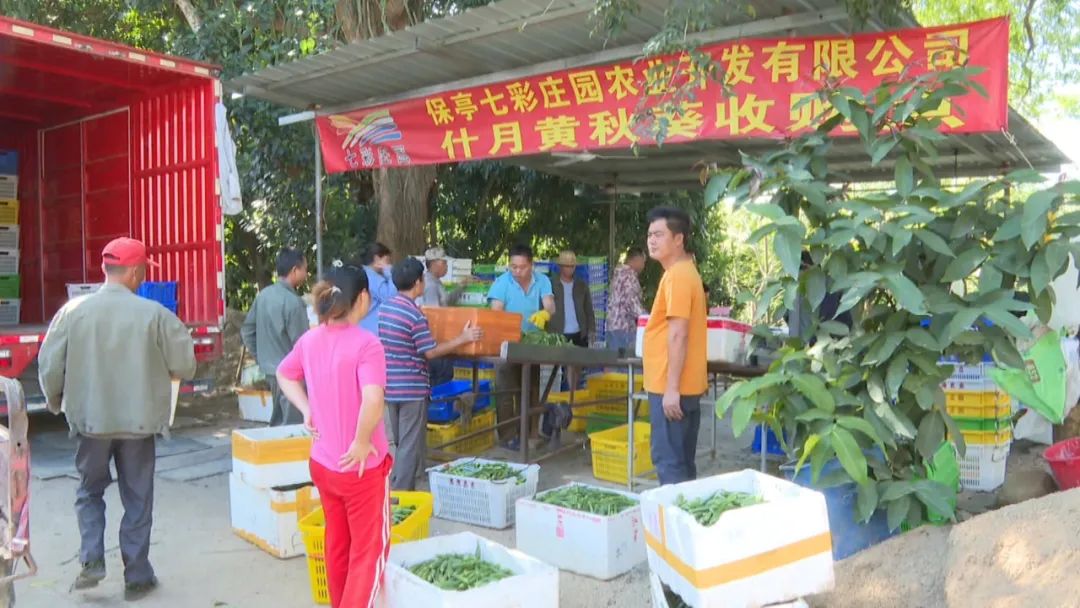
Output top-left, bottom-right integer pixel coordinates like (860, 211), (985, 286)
(379, 258), (481, 490)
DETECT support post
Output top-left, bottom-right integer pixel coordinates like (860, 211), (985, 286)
(313, 121), (324, 280)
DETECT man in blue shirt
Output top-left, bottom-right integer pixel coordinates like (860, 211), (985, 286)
(487, 244), (555, 449)
(358, 242), (397, 336)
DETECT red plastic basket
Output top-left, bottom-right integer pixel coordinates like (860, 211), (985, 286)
(1045, 438), (1080, 490)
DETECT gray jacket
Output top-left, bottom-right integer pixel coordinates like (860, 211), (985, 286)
(38, 283), (197, 437)
(549, 277), (596, 339)
(242, 280), (309, 374)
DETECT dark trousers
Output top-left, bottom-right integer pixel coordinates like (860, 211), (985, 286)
(558, 332), (589, 391)
(495, 363), (541, 442)
(386, 400), (427, 491)
(267, 376), (302, 426)
(75, 435), (156, 584)
(648, 393), (702, 485)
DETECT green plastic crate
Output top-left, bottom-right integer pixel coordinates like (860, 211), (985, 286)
(952, 416), (1011, 432)
(0, 276), (18, 299)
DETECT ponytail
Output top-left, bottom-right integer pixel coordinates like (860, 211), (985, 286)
(312, 263), (369, 323)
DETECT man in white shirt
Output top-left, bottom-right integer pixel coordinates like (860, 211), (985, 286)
(419, 246), (468, 307)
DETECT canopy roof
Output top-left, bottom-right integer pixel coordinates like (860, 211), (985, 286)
(228, 0), (1070, 191)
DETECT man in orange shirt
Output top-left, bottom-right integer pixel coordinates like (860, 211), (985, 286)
(642, 207), (708, 485)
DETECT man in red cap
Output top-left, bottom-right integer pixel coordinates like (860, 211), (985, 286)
(38, 237), (196, 601)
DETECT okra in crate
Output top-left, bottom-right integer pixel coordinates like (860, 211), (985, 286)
(640, 469), (834, 608)
(515, 482), (645, 580)
(383, 531), (558, 608)
(427, 458), (539, 529)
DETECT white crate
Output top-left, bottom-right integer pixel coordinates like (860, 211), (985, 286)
(237, 389), (273, 423)
(0, 225), (17, 250)
(228, 473), (306, 559)
(940, 361), (996, 391)
(0, 249), (17, 276)
(649, 573), (809, 608)
(383, 531), (558, 608)
(0, 176), (15, 200)
(66, 283), (103, 300)
(640, 470), (834, 608)
(515, 483), (645, 580)
(427, 458), (539, 529)
(458, 290), (487, 306)
(958, 443), (1010, 492)
(0, 299), (19, 326)
(231, 425), (312, 489)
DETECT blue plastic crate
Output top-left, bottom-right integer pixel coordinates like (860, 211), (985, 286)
(428, 380), (492, 423)
(453, 359), (494, 370)
(137, 281), (178, 303)
(750, 424), (786, 456)
(0, 151), (17, 175)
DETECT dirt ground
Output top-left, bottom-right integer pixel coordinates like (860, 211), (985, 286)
(15, 395), (761, 607)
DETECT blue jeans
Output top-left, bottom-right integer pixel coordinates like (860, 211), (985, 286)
(607, 329), (635, 355)
(648, 392), (701, 485)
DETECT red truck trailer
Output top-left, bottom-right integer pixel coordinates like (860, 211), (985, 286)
(0, 16), (226, 411)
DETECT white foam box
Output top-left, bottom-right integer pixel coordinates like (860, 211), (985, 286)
(515, 482), (646, 580)
(237, 388), (273, 423)
(228, 472), (306, 559)
(639, 469), (834, 608)
(231, 424), (312, 488)
(635, 315), (752, 363)
(383, 531), (558, 608)
(649, 573), (809, 608)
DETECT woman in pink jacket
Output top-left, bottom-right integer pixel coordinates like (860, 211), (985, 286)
(277, 263), (391, 608)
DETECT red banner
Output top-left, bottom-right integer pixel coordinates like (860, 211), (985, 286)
(317, 18), (1008, 174)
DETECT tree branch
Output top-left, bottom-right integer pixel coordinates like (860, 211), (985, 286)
(174, 0), (202, 33)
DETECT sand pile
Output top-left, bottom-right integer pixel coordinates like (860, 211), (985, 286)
(812, 488), (1080, 608)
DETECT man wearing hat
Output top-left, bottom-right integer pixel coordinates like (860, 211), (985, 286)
(419, 246), (469, 308)
(549, 250), (595, 390)
(38, 237), (197, 601)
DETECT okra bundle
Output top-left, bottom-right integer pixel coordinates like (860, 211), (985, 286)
(408, 548), (514, 591)
(391, 505), (416, 525)
(442, 460), (526, 484)
(675, 490), (762, 527)
(535, 485), (637, 516)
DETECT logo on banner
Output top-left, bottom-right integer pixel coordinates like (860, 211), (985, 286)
(328, 109), (412, 169)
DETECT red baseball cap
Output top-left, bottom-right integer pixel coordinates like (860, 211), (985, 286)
(102, 237), (158, 267)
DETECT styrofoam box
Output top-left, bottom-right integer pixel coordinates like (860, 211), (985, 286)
(515, 482), (646, 580)
(228, 473), (305, 559)
(649, 573), (809, 608)
(640, 470), (834, 608)
(635, 315), (752, 363)
(0, 175), (15, 200)
(237, 389), (273, 424)
(231, 425), (312, 488)
(0, 225), (18, 250)
(66, 283), (103, 300)
(428, 458), (539, 529)
(383, 531), (558, 608)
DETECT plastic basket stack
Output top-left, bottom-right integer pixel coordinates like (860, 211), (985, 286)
(577, 256), (609, 345)
(0, 151), (20, 326)
(137, 281), (179, 315)
(942, 360), (1011, 492)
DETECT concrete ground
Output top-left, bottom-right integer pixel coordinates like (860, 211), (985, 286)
(15, 396), (763, 607)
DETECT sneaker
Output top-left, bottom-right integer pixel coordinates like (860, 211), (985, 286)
(71, 560), (106, 591)
(124, 577), (159, 602)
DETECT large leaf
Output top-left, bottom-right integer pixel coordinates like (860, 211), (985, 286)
(915, 412), (946, 460)
(906, 328), (940, 351)
(794, 433), (821, 477)
(715, 380), (752, 417)
(887, 495), (912, 532)
(731, 396), (756, 437)
(838, 415), (883, 447)
(885, 273), (928, 314)
(913, 479), (956, 520)
(983, 306), (1034, 340)
(793, 373), (836, 412)
(891, 228), (914, 257)
(831, 427), (868, 485)
(942, 247), (988, 282)
(912, 227), (944, 258)
(873, 401), (917, 439)
(774, 225), (804, 278)
(880, 480), (915, 502)
(871, 136), (900, 166)
(704, 173), (732, 206)
(745, 203), (787, 221)
(804, 267), (826, 311)
(942, 308), (981, 344)
(992, 214), (1022, 242)
(1021, 189), (1057, 249)
(944, 180), (988, 208)
(895, 156), (914, 197)
(1030, 249), (1051, 296)
(855, 481), (880, 523)
(886, 355), (909, 399)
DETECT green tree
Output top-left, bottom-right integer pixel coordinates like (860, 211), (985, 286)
(711, 68), (1080, 528)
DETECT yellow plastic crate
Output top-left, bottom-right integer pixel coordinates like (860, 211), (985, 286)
(299, 491), (435, 605)
(588, 422), (654, 484)
(587, 372), (644, 397)
(958, 427), (1013, 446)
(568, 405), (596, 433)
(427, 408), (496, 455)
(453, 367), (496, 382)
(549, 389), (593, 433)
(0, 200), (17, 225)
(296, 485), (320, 523)
(945, 390), (1010, 417)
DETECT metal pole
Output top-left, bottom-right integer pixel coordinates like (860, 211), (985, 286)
(609, 189), (616, 273)
(627, 361), (635, 491)
(520, 364), (531, 463)
(313, 121), (324, 280)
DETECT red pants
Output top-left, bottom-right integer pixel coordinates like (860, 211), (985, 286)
(310, 456), (392, 608)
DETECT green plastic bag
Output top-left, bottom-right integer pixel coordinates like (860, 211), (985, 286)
(990, 331), (1067, 424)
